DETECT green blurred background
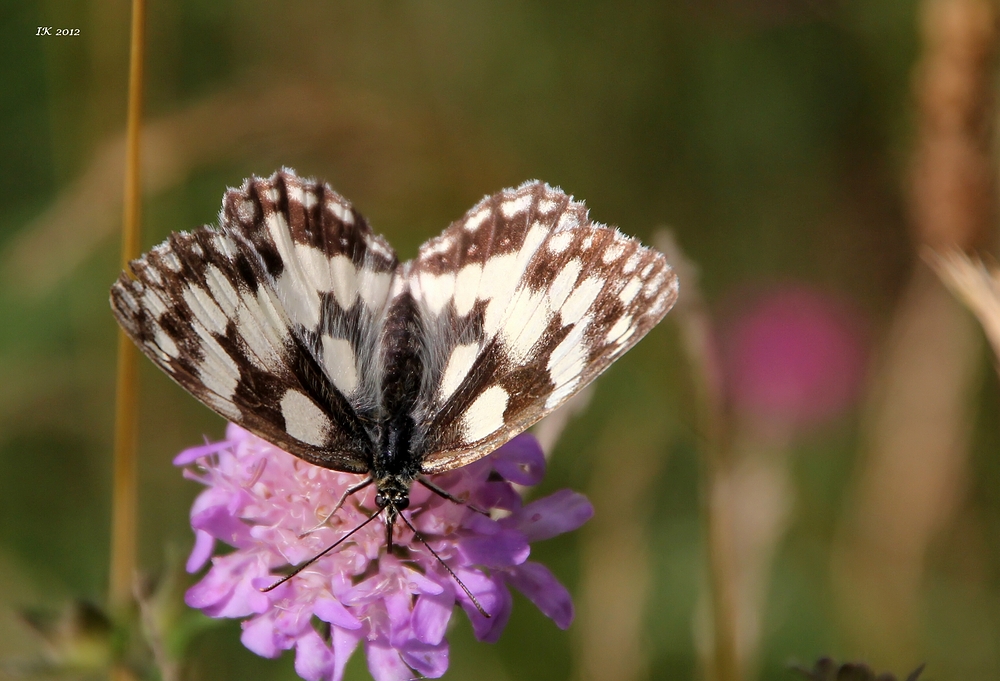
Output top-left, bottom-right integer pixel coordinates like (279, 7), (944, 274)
(1, 1), (998, 680)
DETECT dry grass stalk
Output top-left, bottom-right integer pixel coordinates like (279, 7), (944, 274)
(834, 268), (983, 665)
(655, 231), (742, 681)
(572, 420), (668, 681)
(833, 0), (997, 668)
(929, 248), (1000, 365)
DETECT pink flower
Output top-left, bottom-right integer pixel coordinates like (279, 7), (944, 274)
(720, 285), (867, 429)
(175, 425), (592, 681)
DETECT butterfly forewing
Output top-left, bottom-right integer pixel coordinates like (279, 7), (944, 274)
(407, 181), (679, 474)
(110, 170), (400, 473)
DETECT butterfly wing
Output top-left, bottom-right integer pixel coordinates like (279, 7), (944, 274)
(110, 169), (398, 473)
(407, 181), (678, 474)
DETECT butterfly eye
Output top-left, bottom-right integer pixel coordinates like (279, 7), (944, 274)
(374, 492), (387, 508)
(395, 497), (409, 511)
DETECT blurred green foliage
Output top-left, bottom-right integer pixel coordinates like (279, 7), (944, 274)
(2, 1), (998, 680)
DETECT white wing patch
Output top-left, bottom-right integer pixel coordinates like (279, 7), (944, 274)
(606, 315), (633, 344)
(464, 207), (491, 232)
(328, 254), (361, 309)
(462, 385), (509, 442)
(322, 336), (359, 394)
(440, 343), (480, 401)
(194, 328), (240, 398)
(416, 271), (457, 316)
(453, 264), (482, 317)
(183, 284), (228, 335)
(502, 287), (551, 363)
(501, 194), (532, 218)
(280, 389), (331, 447)
(560, 276), (603, 326)
(359, 270), (394, 310)
(547, 232), (573, 254)
(481, 222), (548, 336)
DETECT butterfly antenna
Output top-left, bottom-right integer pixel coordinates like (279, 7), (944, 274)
(261, 506), (384, 593)
(396, 511), (490, 618)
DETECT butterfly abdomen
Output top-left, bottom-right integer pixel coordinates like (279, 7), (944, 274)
(373, 289), (425, 485)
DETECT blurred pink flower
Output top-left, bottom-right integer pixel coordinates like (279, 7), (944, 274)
(720, 285), (867, 428)
(174, 425), (592, 681)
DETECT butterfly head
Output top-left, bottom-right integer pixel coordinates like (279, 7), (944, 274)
(375, 476), (412, 553)
(374, 476), (410, 512)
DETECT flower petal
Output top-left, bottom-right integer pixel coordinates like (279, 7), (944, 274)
(401, 640), (449, 678)
(458, 573), (512, 643)
(401, 565), (446, 596)
(191, 504), (254, 549)
(186, 529), (216, 573)
(314, 597), (362, 631)
(294, 629), (334, 681)
(366, 639), (415, 681)
(508, 489), (593, 542)
(462, 512), (501, 535)
(412, 587), (455, 646)
(384, 589), (415, 647)
(173, 438), (232, 466)
(507, 562), (574, 629)
(457, 530), (529, 568)
(186, 553), (271, 617)
(241, 614), (282, 658)
(473, 480), (523, 514)
(331, 626), (363, 681)
(492, 434), (546, 485)
(342, 570), (390, 607)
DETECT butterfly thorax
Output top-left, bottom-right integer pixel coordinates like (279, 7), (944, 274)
(371, 413), (420, 509)
(371, 291), (425, 510)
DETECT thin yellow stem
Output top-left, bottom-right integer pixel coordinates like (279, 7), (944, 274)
(109, 2), (145, 679)
(111, 0), (145, 609)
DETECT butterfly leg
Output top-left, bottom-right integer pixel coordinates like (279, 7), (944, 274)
(299, 477), (373, 537)
(417, 476), (490, 516)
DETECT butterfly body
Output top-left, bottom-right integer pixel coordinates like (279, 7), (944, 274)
(111, 169), (678, 543)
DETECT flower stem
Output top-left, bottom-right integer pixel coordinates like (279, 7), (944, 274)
(110, 0), (145, 678)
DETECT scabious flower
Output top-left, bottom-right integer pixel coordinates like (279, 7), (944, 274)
(174, 424), (593, 681)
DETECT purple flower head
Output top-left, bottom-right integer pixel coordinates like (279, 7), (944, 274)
(720, 285), (867, 429)
(175, 424), (593, 681)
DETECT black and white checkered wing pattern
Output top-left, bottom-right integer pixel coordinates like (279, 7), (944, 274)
(110, 170), (398, 473)
(408, 181), (679, 473)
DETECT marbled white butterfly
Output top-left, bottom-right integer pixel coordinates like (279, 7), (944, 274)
(110, 169), (678, 579)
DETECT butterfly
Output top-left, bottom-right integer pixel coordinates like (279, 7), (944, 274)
(110, 168), (678, 580)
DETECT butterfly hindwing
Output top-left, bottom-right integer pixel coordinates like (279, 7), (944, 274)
(110, 170), (399, 473)
(407, 181), (679, 473)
